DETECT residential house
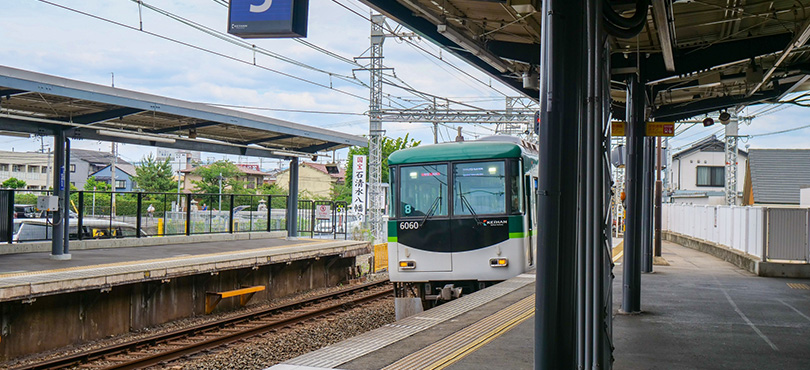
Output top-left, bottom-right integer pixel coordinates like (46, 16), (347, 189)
(70, 149), (133, 190)
(668, 136), (747, 205)
(275, 162), (345, 198)
(181, 163), (273, 193)
(89, 164), (138, 192)
(742, 149), (810, 205)
(0, 149), (131, 191)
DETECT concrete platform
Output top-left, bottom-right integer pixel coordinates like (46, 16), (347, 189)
(0, 236), (371, 360)
(271, 240), (810, 370)
(0, 236), (370, 302)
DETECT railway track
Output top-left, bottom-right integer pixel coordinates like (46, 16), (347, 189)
(17, 279), (392, 370)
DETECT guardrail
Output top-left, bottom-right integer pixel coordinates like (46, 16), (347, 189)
(0, 189), (351, 243)
(663, 204), (810, 263)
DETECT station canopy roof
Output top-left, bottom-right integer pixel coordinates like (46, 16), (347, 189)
(361, 0), (810, 121)
(0, 65), (366, 159)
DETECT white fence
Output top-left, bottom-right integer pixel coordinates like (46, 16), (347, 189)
(662, 204), (766, 259)
(663, 204), (810, 263)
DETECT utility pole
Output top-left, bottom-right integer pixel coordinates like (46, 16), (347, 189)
(367, 13), (385, 243)
(724, 113), (739, 205)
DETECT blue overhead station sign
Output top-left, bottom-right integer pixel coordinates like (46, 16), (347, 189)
(228, 0), (309, 38)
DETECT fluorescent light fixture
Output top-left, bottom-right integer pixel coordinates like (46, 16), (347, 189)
(410, 171), (418, 179)
(0, 130), (31, 138)
(437, 24), (510, 73)
(96, 129), (176, 144)
(270, 149), (319, 159)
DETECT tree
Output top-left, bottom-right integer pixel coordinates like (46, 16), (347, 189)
(191, 160), (246, 194)
(336, 134), (420, 202)
(84, 176), (111, 191)
(131, 154), (175, 193)
(1, 177), (26, 189)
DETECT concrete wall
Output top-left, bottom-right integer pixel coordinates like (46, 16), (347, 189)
(0, 256), (356, 361)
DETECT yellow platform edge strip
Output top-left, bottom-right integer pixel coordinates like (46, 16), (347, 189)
(384, 295), (535, 370)
(427, 305), (535, 370)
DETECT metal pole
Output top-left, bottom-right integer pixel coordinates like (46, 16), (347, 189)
(63, 138), (71, 255)
(622, 69), (644, 313)
(287, 157), (299, 238)
(136, 192), (142, 238)
(641, 138), (653, 273)
(655, 137), (663, 257)
(218, 172), (222, 213)
(78, 191), (84, 241)
(536, 0), (585, 368)
(51, 130), (66, 259)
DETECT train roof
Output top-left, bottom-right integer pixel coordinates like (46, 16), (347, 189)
(388, 140), (526, 165)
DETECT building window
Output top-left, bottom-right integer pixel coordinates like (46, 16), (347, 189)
(12, 165), (24, 172)
(696, 166), (724, 187)
(0, 164), (8, 171)
(41, 166), (48, 173)
(28, 166), (38, 173)
(70, 164), (76, 172)
(115, 180), (126, 189)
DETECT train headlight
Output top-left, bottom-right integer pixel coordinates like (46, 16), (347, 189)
(489, 258), (508, 267)
(399, 260), (416, 270)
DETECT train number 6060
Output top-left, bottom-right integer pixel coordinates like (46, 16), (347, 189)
(399, 222), (420, 230)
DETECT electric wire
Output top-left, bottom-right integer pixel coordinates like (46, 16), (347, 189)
(36, 0), (370, 102)
(134, 1), (365, 87)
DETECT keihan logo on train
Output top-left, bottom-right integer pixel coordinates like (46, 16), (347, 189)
(482, 219), (507, 227)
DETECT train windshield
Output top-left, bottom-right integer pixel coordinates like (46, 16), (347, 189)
(453, 161), (506, 216)
(399, 164), (448, 218)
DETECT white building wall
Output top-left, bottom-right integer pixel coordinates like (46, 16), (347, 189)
(671, 150), (746, 191)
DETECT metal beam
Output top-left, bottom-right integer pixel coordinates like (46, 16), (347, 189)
(145, 121), (222, 134)
(748, 18), (810, 97)
(652, 89), (784, 121)
(651, 0), (675, 72)
(359, 0), (535, 98)
(380, 109), (533, 123)
(297, 141), (338, 153)
(611, 33), (793, 82)
(0, 89), (26, 97)
(488, 41), (540, 65)
(58, 107), (143, 125)
(239, 134), (296, 145)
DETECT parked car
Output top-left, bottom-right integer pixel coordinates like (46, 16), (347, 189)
(12, 218), (148, 242)
(13, 204), (39, 218)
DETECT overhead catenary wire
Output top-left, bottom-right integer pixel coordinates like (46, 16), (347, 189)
(36, 0), (371, 102)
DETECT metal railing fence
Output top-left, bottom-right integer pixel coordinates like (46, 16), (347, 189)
(2, 189), (350, 243)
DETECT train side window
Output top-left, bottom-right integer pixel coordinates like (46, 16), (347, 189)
(510, 160), (522, 214)
(389, 167), (397, 218)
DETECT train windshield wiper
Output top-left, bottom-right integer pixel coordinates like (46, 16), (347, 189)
(419, 192), (442, 227)
(457, 184), (482, 225)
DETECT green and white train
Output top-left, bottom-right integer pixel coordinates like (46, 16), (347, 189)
(387, 135), (538, 305)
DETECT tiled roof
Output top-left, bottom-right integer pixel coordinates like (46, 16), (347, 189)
(302, 162), (345, 180)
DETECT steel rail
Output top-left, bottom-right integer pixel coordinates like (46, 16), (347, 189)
(15, 279), (391, 370)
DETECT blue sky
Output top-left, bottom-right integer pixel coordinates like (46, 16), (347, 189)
(1, 0), (809, 168)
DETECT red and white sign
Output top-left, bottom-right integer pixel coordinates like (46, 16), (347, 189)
(316, 204), (331, 219)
